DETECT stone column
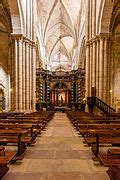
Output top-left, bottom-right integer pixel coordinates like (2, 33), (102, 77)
(92, 40), (96, 89)
(18, 39), (23, 111)
(107, 38), (112, 106)
(99, 37), (104, 99)
(103, 37), (108, 102)
(96, 38), (99, 97)
(11, 39), (14, 111)
(89, 42), (93, 96)
(25, 43), (30, 111)
(22, 41), (26, 111)
(14, 38), (18, 111)
(85, 43), (90, 97)
(29, 45), (32, 111)
(31, 45), (36, 111)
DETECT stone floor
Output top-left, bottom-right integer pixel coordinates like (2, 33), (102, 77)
(2, 112), (109, 180)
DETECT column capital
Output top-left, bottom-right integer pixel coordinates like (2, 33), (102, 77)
(23, 37), (36, 46)
(11, 34), (36, 46)
(98, 33), (111, 40)
(87, 33), (111, 43)
(11, 34), (23, 40)
(86, 41), (90, 46)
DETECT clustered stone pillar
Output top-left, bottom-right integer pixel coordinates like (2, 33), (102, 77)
(85, 34), (111, 104)
(31, 46), (36, 111)
(103, 38), (108, 102)
(11, 35), (36, 112)
(96, 38), (99, 97)
(99, 35), (110, 102)
(14, 38), (18, 111)
(85, 43), (90, 97)
(90, 42), (93, 95)
(92, 40), (96, 89)
(18, 39), (23, 111)
(22, 41), (26, 111)
(107, 39), (112, 106)
(99, 37), (104, 99)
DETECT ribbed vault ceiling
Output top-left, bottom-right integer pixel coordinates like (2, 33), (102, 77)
(38, 0), (81, 71)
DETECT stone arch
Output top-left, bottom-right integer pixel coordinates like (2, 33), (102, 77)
(7, 0), (22, 34)
(0, 1), (13, 111)
(98, 0), (113, 33)
(17, 0), (26, 35)
(0, 0), (12, 72)
(36, 38), (43, 68)
(78, 37), (85, 69)
(110, 2), (120, 111)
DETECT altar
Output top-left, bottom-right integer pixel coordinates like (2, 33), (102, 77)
(54, 106), (71, 112)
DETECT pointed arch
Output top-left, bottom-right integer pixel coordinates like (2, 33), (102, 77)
(98, 0), (113, 33)
(8, 0), (22, 34)
(78, 37), (85, 69)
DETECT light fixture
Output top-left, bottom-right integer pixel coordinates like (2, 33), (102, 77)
(10, 88), (13, 92)
(110, 89), (112, 93)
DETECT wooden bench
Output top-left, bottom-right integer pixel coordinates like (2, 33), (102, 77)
(0, 148), (16, 178)
(107, 149), (120, 159)
(0, 129), (29, 156)
(0, 163), (9, 179)
(83, 137), (120, 146)
(0, 146), (5, 156)
(0, 151), (16, 163)
(98, 148), (120, 167)
(67, 111), (120, 167)
(0, 123), (39, 140)
(0, 119), (42, 135)
(98, 153), (120, 166)
(107, 166), (120, 180)
(0, 113), (7, 119)
(3, 118), (45, 130)
(86, 129), (120, 158)
(78, 123), (120, 136)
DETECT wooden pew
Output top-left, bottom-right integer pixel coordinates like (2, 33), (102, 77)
(0, 163), (9, 179)
(0, 146), (16, 178)
(107, 149), (120, 159)
(107, 166), (120, 180)
(98, 148), (120, 167)
(86, 129), (120, 158)
(0, 111), (54, 155)
(6, 117), (47, 130)
(0, 129), (28, 156)
(78, 124), (120, 135)
(0, 123), (38, 141)
(0, 151), (16, 163)
(77, 124), (120, 157)
(0, 113), (7, 119)
(0, 119), (42, 134)
(67, 111), (120, 168)
(73, 120), (120, 132)
(0, 111), (54, 135)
